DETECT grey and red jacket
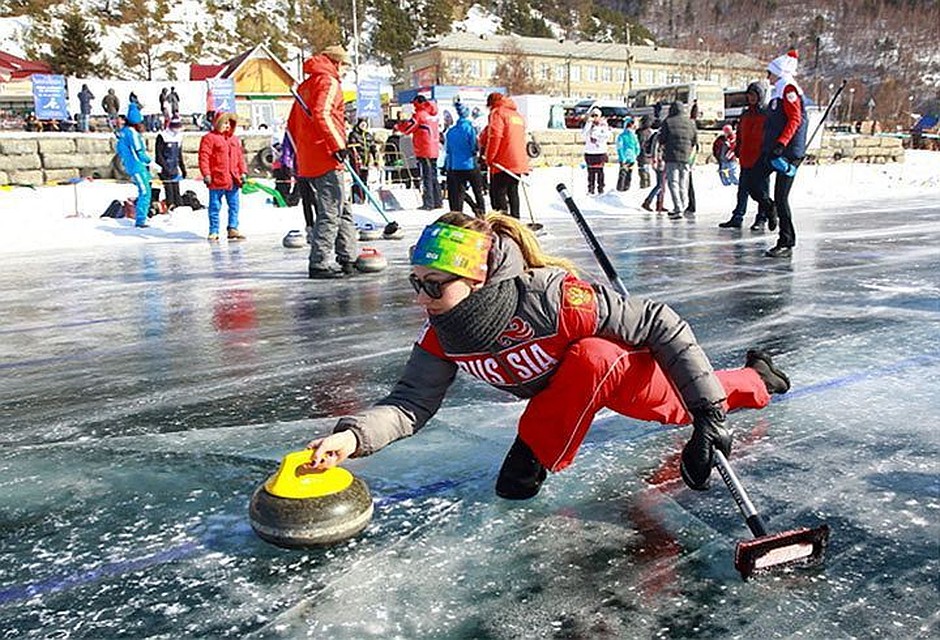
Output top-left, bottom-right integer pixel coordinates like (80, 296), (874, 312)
(334, 238), (725, 458)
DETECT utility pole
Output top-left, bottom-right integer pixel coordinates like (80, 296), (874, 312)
(351, 0), (360, 85)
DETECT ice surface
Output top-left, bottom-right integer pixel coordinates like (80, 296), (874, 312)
(1, 156), (938, 638)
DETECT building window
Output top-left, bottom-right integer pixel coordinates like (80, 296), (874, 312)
(555, 64), (566, 80)
(485, 60), (497, 79)
(540, 62), (551, 80)
(570, 65), (581, 82)
(616, 68), (625, 83)
(468, 59), (481, 79)
(602, 66), (612, 82)
(586, 65), (597, 82)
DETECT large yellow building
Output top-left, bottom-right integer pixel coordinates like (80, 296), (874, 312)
(402, 33), (765, 99)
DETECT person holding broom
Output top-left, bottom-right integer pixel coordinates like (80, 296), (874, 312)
(305, 212), (791, 499)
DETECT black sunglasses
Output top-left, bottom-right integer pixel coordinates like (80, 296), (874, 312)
(409, 273), (460, 299)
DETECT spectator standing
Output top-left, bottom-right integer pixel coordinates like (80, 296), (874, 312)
(636, 115), (654, 189)
(583, 107), (611, 194)
(395, 95), (442, 210)
(713, 124), (739, 186)
(198, 112), (248, 242)
(444, 101), (487, 217)
(77, 84), (94, 133)
(719, 82), (771, 230)
(159, 88), (171, 129)
(484, 92), (529, 218)
(347, 117), (378, 204)
(286, 45), (359, 279)
(102, 88), (120, 130)
(659, 101), (697, 220)
(168, 86), (181, 117)
(115, 103), (152, 228)
(615, 116), (640, 191)
(155, 116), (186, 209)
(640, 126), (668, 212)
(761, 50), (808, 258)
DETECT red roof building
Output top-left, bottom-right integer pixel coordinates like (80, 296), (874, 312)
(0, 50), (52, 82)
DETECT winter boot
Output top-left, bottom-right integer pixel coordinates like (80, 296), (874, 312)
(227, 227), (247, 241)
(718, 216), (742, 228)
(766, 203), (778, 231)
(745, 349), (790, 394)
(495, 436), (547, 500)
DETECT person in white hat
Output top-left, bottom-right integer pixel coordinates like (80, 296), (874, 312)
(760, 49), (808, 258)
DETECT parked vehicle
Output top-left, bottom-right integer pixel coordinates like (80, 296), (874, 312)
(629, 81), (725, 128)
(564, 100), (631, 129)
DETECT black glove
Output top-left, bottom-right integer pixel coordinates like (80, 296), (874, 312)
(680, 405), (733, 491)
(202, 176), (211, 186)
(771, 142), (785, 157)
(333, 149), (348, 163)
(495, 436), (547, 500)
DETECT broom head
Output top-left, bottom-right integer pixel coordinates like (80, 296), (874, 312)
(734, 524), (830, 580)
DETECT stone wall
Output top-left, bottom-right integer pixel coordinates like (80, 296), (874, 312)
(526, 129), (905, 167)
(0, 128), (905, 186)
(0, 132), (275, 186)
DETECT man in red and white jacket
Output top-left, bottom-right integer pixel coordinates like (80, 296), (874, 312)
(395, 95), (442, 210)
(287, 45), (358, 279)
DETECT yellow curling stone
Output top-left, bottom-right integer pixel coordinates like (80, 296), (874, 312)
(249, 450), (373, 548)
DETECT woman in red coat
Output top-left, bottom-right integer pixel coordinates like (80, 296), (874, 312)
(198, 112), (247, 241)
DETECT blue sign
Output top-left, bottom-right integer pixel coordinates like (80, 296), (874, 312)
(207, 78), (236, 113)
(356, 79), (382, 121)
(31, 74), (69, 120)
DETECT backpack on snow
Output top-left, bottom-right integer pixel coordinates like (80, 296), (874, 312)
(180, 190), (205, 210)
(100, 199), (124, 219)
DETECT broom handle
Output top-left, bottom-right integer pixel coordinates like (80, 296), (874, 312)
(555, 184), (629, 296)
(714, 451), (768, 538)
(556, 183), (768, 539)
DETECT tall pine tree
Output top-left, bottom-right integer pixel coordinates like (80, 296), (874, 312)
(370, 0), (418, 70)
(45, 5), (105, 77)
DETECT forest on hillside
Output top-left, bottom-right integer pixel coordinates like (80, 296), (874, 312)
(3, 0), (936, 120)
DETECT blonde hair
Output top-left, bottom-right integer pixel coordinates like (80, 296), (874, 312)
(435, 211), (579, 277)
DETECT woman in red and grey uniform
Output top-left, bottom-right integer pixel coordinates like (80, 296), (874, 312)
(761, 50), (808, 258)
(307, 213), (791, 498)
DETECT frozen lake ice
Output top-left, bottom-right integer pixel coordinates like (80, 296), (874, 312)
(1, 169), (938, 638)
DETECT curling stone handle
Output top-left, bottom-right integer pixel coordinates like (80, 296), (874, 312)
(714, 450), (768, 538)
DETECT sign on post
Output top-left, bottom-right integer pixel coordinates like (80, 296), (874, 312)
(31, 74), (69, 120)
(356, 78), (382, 125)
(207, 78), (236, 113)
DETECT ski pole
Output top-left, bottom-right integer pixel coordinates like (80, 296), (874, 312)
(492, 162), (542, 231)
(806, 79), (847, 150)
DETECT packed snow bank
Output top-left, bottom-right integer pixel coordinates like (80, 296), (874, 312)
(0, 151), (936, 256)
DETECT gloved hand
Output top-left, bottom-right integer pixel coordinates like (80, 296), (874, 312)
(333, 149), (348, 163)
(771, 142), (785, 157)
(495, 436), (547, 500)
(680, 404), (733, 491)
(202, 176), (211, 186)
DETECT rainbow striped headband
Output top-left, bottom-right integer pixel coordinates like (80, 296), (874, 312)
(410, 222), (492, 282)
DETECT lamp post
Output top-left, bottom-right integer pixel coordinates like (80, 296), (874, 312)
(566, 53), (572, 98)
(847, 87), (856, 124)
(351, 0), (360, 85)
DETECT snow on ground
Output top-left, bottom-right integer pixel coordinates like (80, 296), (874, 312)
(0, 150), (937, 256)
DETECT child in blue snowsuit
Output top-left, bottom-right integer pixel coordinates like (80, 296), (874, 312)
(116, 103), (152, 227)
(616, 117), (640, 191)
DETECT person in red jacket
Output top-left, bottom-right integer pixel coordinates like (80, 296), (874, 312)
(286, 45), (359, 279)
(484, 93), (529, 219)
(394, 95), (442, 210)
(718, 81), (772, 230)
(305, 212), (791, 500)
(198, 112), (247, 241)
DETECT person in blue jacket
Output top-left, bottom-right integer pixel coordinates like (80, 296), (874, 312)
(616, 116), (640, 191)
(115, 102), (152, 228)
(444, 102), (487, 217)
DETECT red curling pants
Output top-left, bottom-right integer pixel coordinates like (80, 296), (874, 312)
(518, 338), (770, 472)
